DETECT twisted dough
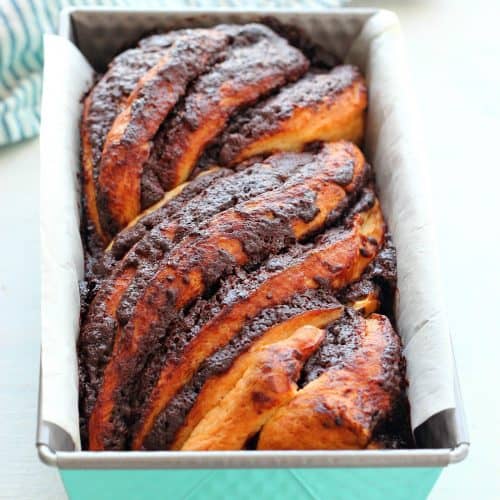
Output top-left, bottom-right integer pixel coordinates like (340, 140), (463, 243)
(182, 326), (326, 451)
(219, 65), (367, 165)
(87, 141), (370, 450)
(97, 30), (229, 238)
(81, 31), (186, 246)
(78, 22), (407, 452)
(258, 314), (403, 450)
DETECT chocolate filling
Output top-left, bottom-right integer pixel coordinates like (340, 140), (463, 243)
(141, 23), (309, 201)
(78, 22), (411, 452)
(140, 287), (340, 450)
(83, 149), (358, 449)
(109, 168), (233, 262)
(78, 155), (315, 443)
(137, 224), (400, 450)
(259, 17), (339, 69)
(339, 236), (397, 320)
(219, 66), (363, 165)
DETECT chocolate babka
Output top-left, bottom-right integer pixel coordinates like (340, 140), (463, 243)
(78, 22), (412, 451)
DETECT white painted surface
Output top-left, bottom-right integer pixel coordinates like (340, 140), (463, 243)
(0, 138), (67, 498)
(0, 0), (498, 498)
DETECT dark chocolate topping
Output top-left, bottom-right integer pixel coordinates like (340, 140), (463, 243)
(83, 34), (180, 184)
(78, 21), (410, 451)
(219, 66), (363, 165)
(141, 23), (309, 196)
(301, 308), (362, 384)
(110, 168), (232, 263)
(141, 288), (340, 450)
(79, 148), (348, 447)
(259, 17), (339, 69)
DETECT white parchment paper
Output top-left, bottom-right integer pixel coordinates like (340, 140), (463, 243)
(40, 11), (456, 450)
(346, 11), (456, 429)
(40, 35), (94, 450)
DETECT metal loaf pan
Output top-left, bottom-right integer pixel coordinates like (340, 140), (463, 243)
(37, 6), (469, 470)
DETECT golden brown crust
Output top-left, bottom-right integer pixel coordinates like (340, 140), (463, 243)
(80, 34), (182, 249)
(172, 308), (343, 450)
(88, 142), (368, 450)
(78, 22), (408, 453)
(78, 168), (232, 441)
(141, 24), (309, 197)
(79, 155), (316, 439)
(181, 326), (325, 451)
(257, 314), (402, 450)
(105, 167), (222, 254)
(219, 65), (367, 165)
(132, 196), (384, 449)
(96, 30), (229, 239)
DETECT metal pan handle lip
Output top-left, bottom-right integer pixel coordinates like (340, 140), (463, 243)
(36, 419), (75, 468)
(36, 356), (76, 467)
(447, 337), (470, 464)
(448, 442), (469, 464)
(36, 360), (57, 467)
(37, 443), (57, 467)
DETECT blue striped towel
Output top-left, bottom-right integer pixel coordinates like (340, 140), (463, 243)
(0, 0), (339, 147)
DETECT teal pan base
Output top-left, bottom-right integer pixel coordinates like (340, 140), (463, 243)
(61, 467), (442, 500)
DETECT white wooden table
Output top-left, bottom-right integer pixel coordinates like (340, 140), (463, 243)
(0, 0), (499, 498)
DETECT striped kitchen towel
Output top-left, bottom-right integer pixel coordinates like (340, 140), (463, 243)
(0, 0), (340, 147)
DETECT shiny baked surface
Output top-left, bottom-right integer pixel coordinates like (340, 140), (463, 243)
(78, 22), (411, 452)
